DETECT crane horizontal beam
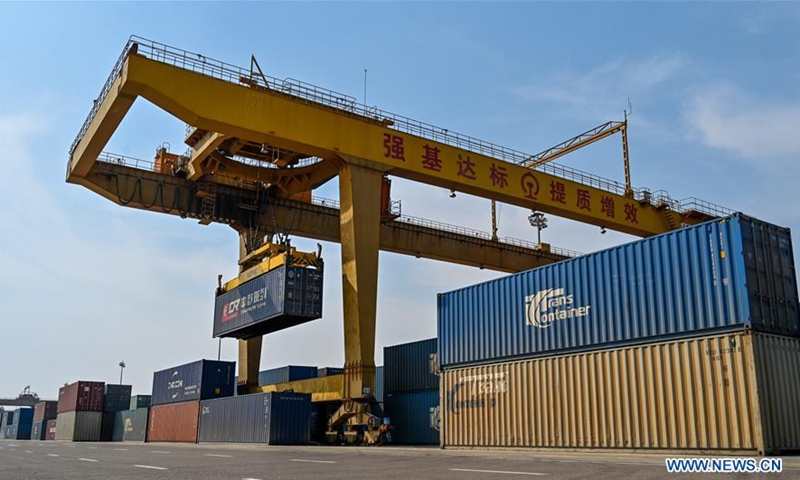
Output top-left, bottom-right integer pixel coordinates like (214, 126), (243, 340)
(84, 160), (573, 273)
(66, 40), (710, 237)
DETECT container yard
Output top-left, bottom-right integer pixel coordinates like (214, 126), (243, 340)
(2, 3), (800, 480)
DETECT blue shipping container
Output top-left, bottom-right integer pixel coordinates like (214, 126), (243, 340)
(198, 392), (310, 444)
(384, 390), (439, 445)
(438, 214), (799, 368)
(12, 408), (33, 425)
(259, 366), (318, 386)
(104, 385), (132, 412)
(317, 367), (343, 377)
(112, 408), (148, 442)
(151, 360), (235, 406)
(384, 338), (439, 394)
(2, 423), (32, 440)
(213, 265), (323, 339)
(375, 366), (384, 403)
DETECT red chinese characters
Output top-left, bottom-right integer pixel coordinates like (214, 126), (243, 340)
(550, 181), (566, 204)
(421, 144), (442, 172)
(489, 163), (508, 188)
(457, 154), (477, 180)
(624, 203), (639, 223)
(577, 189), (591, 211)
(383, 133), (405, 161)
(601, 196), (615, 218)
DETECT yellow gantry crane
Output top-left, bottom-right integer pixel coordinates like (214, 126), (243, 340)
(66, 37), (731, 439)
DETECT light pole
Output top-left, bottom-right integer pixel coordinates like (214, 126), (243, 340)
(528, 211), (548, 245)
(118, 360), (126, 385)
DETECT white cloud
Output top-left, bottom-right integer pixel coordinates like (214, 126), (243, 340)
(512, 53), (686, 119)
(686, 85), (800, 165)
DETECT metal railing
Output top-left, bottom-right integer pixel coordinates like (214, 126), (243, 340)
(96, 151), (156, 171)
(75, 36), (734, 220)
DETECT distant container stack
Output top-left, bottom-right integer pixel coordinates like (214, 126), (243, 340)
(31, 401), (58, 440)
(438, 214), (800, 454)
(147, 359), (235, 443)
(2, 408), (33, 440)
(198, 392), (311, 444)
(383, 338), (440, 445)
(55, 381), (105, 441)
(130, 395), (152, 410)
(317, 367), (343, 377)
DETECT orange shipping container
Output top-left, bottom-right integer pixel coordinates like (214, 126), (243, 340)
(147, 401), (199, 443)
(442, 332), (800, 454)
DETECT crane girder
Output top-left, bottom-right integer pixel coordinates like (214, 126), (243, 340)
(84, 160), (569, 273)
(67, 51), (686, 238)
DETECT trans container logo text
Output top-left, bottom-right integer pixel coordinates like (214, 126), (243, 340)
(525, 288), (591, 328)
(221, 299), (240, 323)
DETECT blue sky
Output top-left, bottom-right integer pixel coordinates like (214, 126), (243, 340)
(1, 2), (799, 399)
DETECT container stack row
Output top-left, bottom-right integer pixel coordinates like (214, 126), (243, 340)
(437, 214), (800, 454)
(55, 381), (105, 441)
(0, 408), (32, 440)
(383, 338), (440, 445)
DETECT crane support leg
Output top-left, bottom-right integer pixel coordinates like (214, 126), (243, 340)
(339, 162), (382, 399)
(236, 231), (265, 395)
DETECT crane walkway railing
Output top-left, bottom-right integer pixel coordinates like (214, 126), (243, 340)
(76, 37), (734, 220)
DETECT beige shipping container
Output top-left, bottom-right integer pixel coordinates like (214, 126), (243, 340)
(442, 332), (800, 454)
(54, 411), (102, 441)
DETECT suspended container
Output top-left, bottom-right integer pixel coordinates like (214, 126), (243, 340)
(198, 392), (311, 444)
(151, 359), (235, 406)
(438, 214), (798, 368)
(441, 331), (800, 454)
(213, 265), (323, 339)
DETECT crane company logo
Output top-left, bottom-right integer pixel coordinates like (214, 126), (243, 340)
(447, 373), (506, 415)
(520, 172), (540, 199)
(525, 288), (591, 328)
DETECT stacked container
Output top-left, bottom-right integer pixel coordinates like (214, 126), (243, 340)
(129, 395), (151, 410)
(317, 367), (343, 377)
(31, 401), (58, 440)
(55, 381), (105, 441)
(4, 408), (33, 440)
(0, 411), (13, 439)
(101, 385), (132, 441)
(383, 338), (440, 445)
(438, 214), (800, 454)
(148, 359), (235, 443)
(198, 392), (311, 444)
(45, 419), (57, 440)
(258, 366), (318, 385)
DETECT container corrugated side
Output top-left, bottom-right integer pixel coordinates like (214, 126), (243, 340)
(113, 408), (148, 442)
(438, 214), (799, 368)
(45, 419), (57, 440)
(130, 395), (152, 410)
(57, 381), (105, 413)
(384, 390), (439, 445)
(384, 338), (438, 394)
(54, 411), (102, 441)
(34, 401), (58, 422)
(375, 366), (384, 403)
(151, 360), (235, 406)
(103, 384), (132, 412)
(213, 265), (324, 339)
(441, 331), (800, 453)
(2, 423), (31, 440)
(31, 421), (47, 440)
(147, 401), (199, 443)
(11, 408), (33, 425)
(0, 411), (13, 427)
(198, 392), (310, 444)
(259, 366), (318, 385)
(100, 412), (115, 441)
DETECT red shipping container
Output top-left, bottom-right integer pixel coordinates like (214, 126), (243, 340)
(58, 381), (105, 413)
(34, 401), (58, 422)
(45, 419), (57, 440)
(147, 401), (199, 443)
